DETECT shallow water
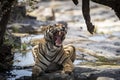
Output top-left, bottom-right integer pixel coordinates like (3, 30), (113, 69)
(88, 34), (110, 41)
(8, 35), (44, 80)
(21, 34), (44, 43)
(9, 69), (32, 80)
(13, 51), (35, 67)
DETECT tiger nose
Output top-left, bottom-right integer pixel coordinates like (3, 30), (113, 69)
(60, 28), (65, 31)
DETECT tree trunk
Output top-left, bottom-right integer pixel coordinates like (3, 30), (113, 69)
(0, 0), (15, 47)
(0, 0), (16, 71)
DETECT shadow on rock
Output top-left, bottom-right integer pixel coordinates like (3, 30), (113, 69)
(16, 67), (97, 80)
(16, 67), (120, 80)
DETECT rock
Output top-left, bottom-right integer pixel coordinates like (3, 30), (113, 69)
(8, 23), (46, 34)
(87, 68), (120, 80)
(76, 38), (120, 63)
(34, 73), (74, 80)
(28, 7), (55, 21)
(15, 67), (120, 80)
(97, 77), (115, 80)
(8, 23), (35, 33)
(37, 7), (55, 21)
(10, 5), (26, 23)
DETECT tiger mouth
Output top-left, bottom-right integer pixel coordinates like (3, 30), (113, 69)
(53, 31), (65, 47)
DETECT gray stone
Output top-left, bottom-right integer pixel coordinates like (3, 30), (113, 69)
(97, 77), (115, 80)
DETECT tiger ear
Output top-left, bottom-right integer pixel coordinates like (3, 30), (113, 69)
(55, 23), (59, 26)
(46, 25), (52, 32)
(46, 26), (50, 32)
(47, 25), (53, 29)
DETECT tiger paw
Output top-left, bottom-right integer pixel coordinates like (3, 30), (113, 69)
(63, 63), (73, 72)
(32, 66), (44, 77)
(65, 71), (72, 75)
(61, 70), (72, 75)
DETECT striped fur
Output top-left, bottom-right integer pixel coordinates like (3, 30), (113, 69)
(32, 23), (76, 76)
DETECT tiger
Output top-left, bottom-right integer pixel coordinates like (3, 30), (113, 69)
(32, 23), (76, 76)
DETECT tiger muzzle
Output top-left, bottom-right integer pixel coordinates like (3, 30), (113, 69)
(54, 31), (66, 47)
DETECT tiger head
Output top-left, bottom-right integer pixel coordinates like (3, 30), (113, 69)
(44, 23), (68, 47)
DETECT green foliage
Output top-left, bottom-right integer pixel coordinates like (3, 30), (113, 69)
(97, 56), (108, 62)
(21, 43), (27, 51)
(12, 26), (19, 33)
(4, 31), (21, 50)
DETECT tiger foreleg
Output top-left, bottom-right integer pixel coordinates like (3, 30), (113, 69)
(62, 59), (74, 75)
(32, 45), (45, 76)
(62, 45), (76, 74)
(63, 45), (76, 62)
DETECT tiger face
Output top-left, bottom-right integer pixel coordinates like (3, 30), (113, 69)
(44, 23), (68, 47)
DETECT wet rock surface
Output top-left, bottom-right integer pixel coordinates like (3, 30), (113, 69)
(13, 67), (120, 80)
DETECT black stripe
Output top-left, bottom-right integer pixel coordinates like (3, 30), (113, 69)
(46, 43), (56, 52)
(51, 50), (61, 62)
(57, 51), (64, 62)
(40, 50), (51, 62)
(51, 49), (63, 62)
(36, 64), (44, 71)
(49, 35), (53, 41)
(61, 57), (68, 65)
(46, 33), (52, 42)
(46, 48), (61, 59)
(39, 60), (48, 67)
(46, 43), (51, 51)
(36, 53), (49, 68)
(39, 44), (55, 63)
(52, 47), (63, 58)
(44, 33), (51, 42)
(35, 48), (48, 68)
(39, 43), (45, 55)
(39, 44), (47, 57)
(37, 55), (47, 67)
(39, 44), (50, 61)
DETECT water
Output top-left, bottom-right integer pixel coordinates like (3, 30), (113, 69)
(112, 32), (120, 38)
(9, 69), (32, 80)
(21, 34), (44, 43)
(88, 34), (110, 41)
(8, 35), (44, 80)
(13, 51), (35, 67)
